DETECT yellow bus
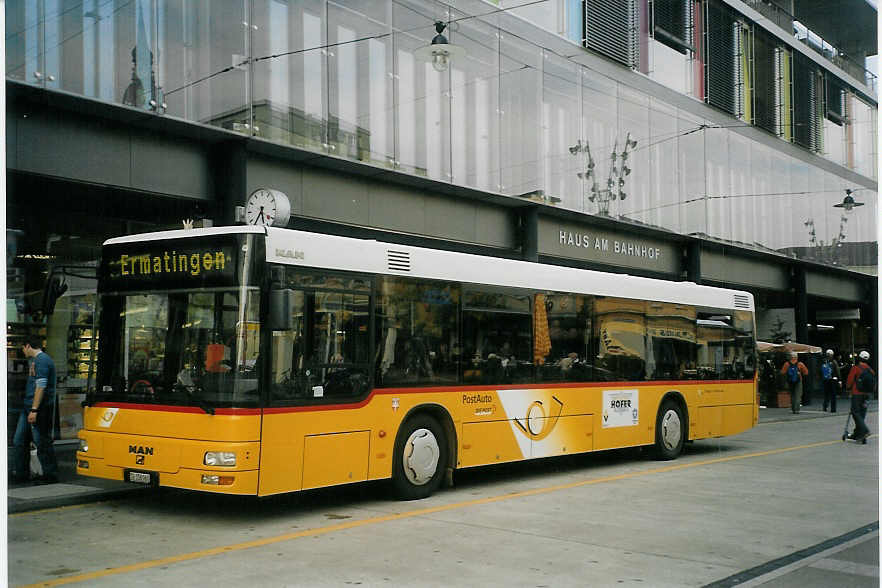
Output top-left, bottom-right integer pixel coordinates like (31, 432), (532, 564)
(77, 226), (757, 499)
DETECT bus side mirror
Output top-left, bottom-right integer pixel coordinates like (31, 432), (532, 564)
(268, 289), (295, 331)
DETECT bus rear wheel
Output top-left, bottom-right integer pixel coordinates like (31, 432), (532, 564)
(654, 399), (685, 460)
(392, 415), (447, 500)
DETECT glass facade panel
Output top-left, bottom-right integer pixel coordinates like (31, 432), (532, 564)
(449, 13), (499, 191)
(851, 96), (877, 180)
(393, 7), (450, 181)
(542, 51), (580, 209)
(3, 0), (875, 273)
(678, 111), (706, 236)
(326, 1), (394, 165)
(164, 1), (247, 127)
(646, 99), (680, 232)
(750, 142), (773, 251)
(704, 127), (729, 240)
(580, 71), (618, 214)
(617, 86), (649, 220)
(500, 33), (542, 196)
(728, 132), (752, 248)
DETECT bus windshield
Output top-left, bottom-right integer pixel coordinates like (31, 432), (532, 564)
(95, 288), (261, 409)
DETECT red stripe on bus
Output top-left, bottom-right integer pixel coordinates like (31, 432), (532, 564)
(93, 402), (261, 415)
(262, 379), (755, 414)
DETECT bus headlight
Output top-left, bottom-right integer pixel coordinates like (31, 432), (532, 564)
(78, 438), (89, 453)
(204, 451), (236, 466)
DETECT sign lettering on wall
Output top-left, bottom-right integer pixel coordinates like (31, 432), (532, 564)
(537, 219), (679, 275)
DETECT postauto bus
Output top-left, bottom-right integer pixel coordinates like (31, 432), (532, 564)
(77, 226), (757, 499)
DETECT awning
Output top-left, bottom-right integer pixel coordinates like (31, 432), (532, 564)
(756, 341), (822, 354)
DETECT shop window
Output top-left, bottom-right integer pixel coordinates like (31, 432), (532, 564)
(462, 287), (532, 385)
(593, 297), (647, 381)
(375, 277), (460, 388)
(535, 294), (595, 383)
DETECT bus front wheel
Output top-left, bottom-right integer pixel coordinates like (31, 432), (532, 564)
(654, 399), (685, 460)
(392, 414), (447, 500)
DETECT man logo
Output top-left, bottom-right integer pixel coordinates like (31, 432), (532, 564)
(129, 445), (154, 456)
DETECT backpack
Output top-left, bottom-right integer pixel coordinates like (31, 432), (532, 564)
(821, 362), (833, 380)
(786, 363), (801, 384)
(856, 366), (875, 394)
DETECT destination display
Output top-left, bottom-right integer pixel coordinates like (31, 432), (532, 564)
(99, 236), (241, 292)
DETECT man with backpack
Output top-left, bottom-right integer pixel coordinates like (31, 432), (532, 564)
(845, 350), (875, 442)
(780, 352), (809, 414)
(821, 349), (841, 412)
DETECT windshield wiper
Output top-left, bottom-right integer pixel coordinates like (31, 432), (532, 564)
(173, 382), (215, 415)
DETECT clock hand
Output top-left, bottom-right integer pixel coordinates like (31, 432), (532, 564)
(252, 206), (264, 225)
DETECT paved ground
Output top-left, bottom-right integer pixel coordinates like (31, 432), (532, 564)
(6, 399), (878, 587)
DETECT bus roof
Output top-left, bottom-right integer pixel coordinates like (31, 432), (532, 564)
(103, 226), (754, 311)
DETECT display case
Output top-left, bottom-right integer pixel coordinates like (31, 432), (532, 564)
(66, 324), (97, 387)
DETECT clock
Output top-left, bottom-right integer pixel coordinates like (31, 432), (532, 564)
(245, 188), (291, 227)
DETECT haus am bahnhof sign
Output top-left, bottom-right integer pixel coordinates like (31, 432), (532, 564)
(538, 219), (679, 275)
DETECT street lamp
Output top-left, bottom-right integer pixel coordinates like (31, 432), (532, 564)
(414, 21), (465, 73)
(833, 189), (865, 212)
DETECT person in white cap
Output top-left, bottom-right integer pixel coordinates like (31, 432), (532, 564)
(821, 349), (840, 412)
(845, 351), (874, 442)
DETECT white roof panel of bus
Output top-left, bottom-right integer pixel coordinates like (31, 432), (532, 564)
(102, 226), (754, 311)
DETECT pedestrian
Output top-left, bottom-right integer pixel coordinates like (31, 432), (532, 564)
(845, 350), (875, 442)
(780, 352), (808, 414)
(821, 349), (841, 412)
(12, 335), (59, 483)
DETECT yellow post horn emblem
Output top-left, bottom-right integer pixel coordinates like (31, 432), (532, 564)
(514, 396), (564, 441)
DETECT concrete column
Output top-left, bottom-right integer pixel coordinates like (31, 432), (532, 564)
(794, 266), (808, 343)
(686, 241), (701, 284)
(521, 207), (539, 263)
(212, 141), (248, 226)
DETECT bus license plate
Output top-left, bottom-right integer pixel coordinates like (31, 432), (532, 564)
(126, 470), (155, 485)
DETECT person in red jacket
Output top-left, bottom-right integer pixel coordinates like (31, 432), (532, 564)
(845, 351), (874, 442)
(780, 352), (809, 414)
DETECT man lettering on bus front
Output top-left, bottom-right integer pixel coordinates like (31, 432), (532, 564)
(779, 352), (808, 414)
(12, 336), (59, 483)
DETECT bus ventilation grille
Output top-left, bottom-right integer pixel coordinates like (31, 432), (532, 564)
(387, 250), (411, 272)
(733, 294), (750, 309)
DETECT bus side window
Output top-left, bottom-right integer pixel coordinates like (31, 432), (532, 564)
(535, 294), (594, 383)
(375, 277), (460, 388)
(269, 289), (306, 402)
(593, 297), (647, 382)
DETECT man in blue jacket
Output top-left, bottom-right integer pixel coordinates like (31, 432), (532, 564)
(12, 335), (59, 483)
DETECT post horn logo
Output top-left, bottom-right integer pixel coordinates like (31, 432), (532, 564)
(514, 396), (564, 441)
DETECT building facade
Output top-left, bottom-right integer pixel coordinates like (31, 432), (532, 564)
(5, 0), (877, 437)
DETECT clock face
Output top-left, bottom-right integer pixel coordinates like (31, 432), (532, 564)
(245, 189), (290, 226)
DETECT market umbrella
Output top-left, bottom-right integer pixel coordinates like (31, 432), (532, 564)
(756, 341), (822, 354)
(533, 293), (551, 364)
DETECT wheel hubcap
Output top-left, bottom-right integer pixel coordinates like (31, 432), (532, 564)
(661, 410), (682, 450)
(403, 428), (440, 485)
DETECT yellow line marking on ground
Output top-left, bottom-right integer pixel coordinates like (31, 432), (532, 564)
(17, 439), (847, 588)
